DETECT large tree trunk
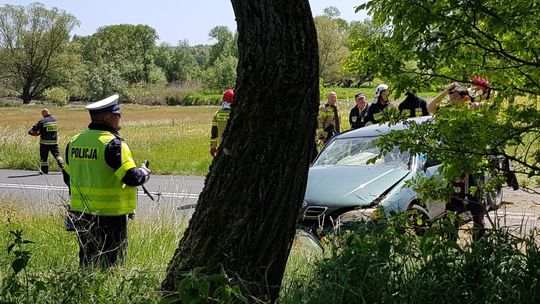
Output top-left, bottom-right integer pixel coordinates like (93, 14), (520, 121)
(161, 0), (319, 302)
(21, 84), (32, 104)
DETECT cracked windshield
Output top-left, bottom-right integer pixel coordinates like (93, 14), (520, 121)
(314, 137), (409, 168)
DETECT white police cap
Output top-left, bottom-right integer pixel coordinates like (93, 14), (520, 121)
(85, 94), (123, 115)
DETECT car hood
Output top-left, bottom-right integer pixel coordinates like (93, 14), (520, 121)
(304, 165), (410, 208)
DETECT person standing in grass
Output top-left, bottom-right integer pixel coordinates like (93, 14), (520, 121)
(428, 82), (486, 240)
(365, 84), (393, 125)
(349, 92), (369, 130)
(62, 94), (150, 268)
(210, 88), (234, 157)
(28, 108), (64, 174)
(317, 91), (341, 144)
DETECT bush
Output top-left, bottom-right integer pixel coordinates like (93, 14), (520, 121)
(282, 214), (540, 304)
(42, 87), (70, 106)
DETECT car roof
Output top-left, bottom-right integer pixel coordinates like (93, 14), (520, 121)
(336, 116), (433, 139)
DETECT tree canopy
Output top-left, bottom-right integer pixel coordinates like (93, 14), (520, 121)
(0, 3), (79, 103)
(351, 0), (540, 200)
(350, 0), (540, 97)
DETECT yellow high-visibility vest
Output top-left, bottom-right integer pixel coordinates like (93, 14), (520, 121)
(65, 130), (137, 215)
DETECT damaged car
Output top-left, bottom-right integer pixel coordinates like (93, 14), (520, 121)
(298, 116), (504, 237)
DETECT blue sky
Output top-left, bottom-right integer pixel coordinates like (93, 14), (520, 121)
(1, 1), (368, 45)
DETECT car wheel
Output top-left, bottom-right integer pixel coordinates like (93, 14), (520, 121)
(486, 186), (503, 211)
(408, 204), (430, 236)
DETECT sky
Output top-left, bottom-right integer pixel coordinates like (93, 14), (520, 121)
(1, 0), (368, 45)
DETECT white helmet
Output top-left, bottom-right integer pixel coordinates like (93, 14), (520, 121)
(375, 84), (389, 98)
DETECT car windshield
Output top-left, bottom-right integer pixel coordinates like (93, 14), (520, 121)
(314, 136), (410, 169)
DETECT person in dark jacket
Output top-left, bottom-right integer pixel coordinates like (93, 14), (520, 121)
(28, 109), (64, 174)
(62, 94), (150, 268)
(317, 92), (341, 143)
(398, 92), (429, 118)
(349, 92), (369, 130)
(365, 84), (393, 125)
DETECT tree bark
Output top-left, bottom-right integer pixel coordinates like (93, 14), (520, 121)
(161, 0), (319, 302)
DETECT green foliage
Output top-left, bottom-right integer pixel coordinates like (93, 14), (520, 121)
(375, 101), (540, 201)
(42, 87), (70, 106)
(155, 40), (200, 84)
(0, 3), (80, 103)
(82, 63), (129, 100)
(352, 0), (540, 97)
(169, 267), (247, 304)
(207, 26), (237, 67)
(2, 230), (43, 303)
(283, 213), (540, 303)
(349, 0), (540, 201)
(200, 55), (237, 90)
(78, 24), (159, 85)
(314, 12), (349, 84)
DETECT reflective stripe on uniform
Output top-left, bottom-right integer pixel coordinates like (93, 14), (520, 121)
(40, 139), (58, 145)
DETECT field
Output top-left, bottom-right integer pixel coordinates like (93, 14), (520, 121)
(0, 104), (217, 175)
(2, 87), (406, 175)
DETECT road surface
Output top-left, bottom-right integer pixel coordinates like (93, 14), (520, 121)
(1, 169), (539, 233)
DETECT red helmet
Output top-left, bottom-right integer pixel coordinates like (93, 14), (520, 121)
(222, 89), (234, 104)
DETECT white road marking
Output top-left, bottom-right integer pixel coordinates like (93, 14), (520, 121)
(0, 183), (200, 200)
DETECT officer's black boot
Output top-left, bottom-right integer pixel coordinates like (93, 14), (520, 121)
(40, 165), (49, 174)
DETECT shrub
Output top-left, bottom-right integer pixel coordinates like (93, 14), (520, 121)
(42, 87), (69, 106)
(283, 214), (540, 304)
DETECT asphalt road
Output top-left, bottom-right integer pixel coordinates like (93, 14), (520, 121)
(0, 169), (204, 221)
(1, 169), (539, 234)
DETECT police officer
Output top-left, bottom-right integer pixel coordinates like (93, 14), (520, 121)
(349, 92), (369, 130)
(62, 94), (150, 268)
(210, 89), (234, 157)
(317, 92), (340, 143)
(398, 92), (429, 118)
(365, 84), (393, 125)
(28, 108), (64, 174)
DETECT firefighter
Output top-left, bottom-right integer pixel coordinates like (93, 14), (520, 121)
(365, 84), (393, 125)
(349, 92), (369, 130)
(398, 92), (429, 118)
(210, 89), (234, 157)
(317, 92), (340, 143)
(28, 108), (64, 174)
(62, 94), (150, 268)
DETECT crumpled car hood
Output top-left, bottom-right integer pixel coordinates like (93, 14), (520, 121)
(304, 165), (410, 208)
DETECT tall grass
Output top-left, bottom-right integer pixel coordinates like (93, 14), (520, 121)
(0, 104), (217, 175)
(281, 215), (540, 304)
(2, 195), (540, 303)
(0, 195), (187, 303)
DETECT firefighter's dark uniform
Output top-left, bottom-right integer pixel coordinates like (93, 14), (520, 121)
(349, 104), (369, 130)
(29, 114), (64, 174)
(364, 101), (391, 125)
(317, 103), (340, 142)
(398, 93), (429, 117)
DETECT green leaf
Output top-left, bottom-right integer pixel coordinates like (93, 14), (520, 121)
(11, 258), (28, 274)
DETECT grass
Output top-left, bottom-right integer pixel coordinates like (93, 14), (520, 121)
(2, 194), (540, 303)
(0, 104), (217, 175)
(0, 195), (188, 303)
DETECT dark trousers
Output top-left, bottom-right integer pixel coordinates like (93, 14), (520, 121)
(39, 144), (64, 174)
(70, 212), (128, 268)
(446, 177), (485, 240)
